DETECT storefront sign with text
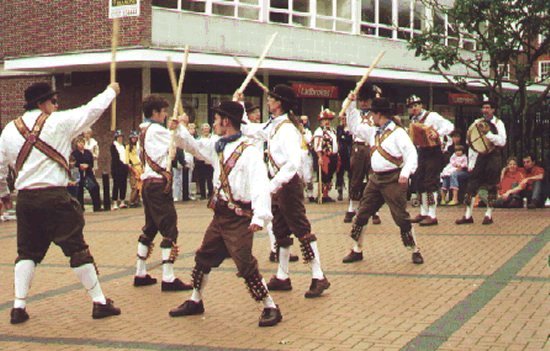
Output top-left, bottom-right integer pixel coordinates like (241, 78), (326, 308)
(109, 0), (140, 19)
(448, 93), (479, 105)
(292, 83), (339, 99)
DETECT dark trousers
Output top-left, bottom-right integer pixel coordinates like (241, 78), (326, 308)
(521, 180), (544, 207)
(349, 143), (370, 200)
(15, 187), (93, 267)
(197, 164), (214, 199)
(77, 175), (101, 211)
(112, 167), (128, 201)
(141, 181), (178, 242)
(182, 168), (190, 201)
(321, 154), (339, 183)
(416, 146), (443, 193)
(195, 204), (258, 279)
(355, 170), (411, 232)
(272, 174), (312, 241)
(466, 151), (502, 197)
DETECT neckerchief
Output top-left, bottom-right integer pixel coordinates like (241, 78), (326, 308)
(215, 132), (242, 153)
(376, 120), (392, 136)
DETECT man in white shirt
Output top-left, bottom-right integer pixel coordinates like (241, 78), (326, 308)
(341, 96), (423, 265)
(133, 95), (192, 292)
(0, 82), (121, 324)
(240, 84), (330, 298)
(407, 95), (454, 226)
(313, 109), (339, 202)
(300, 115), (315, 202)
(168, 101), (282, 327)
(456, 99), (507, 225)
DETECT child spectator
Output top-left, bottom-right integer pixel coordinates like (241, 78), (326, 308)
(440, 145), (467, 205)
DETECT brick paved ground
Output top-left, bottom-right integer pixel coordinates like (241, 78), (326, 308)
(0, 200), (548, 351)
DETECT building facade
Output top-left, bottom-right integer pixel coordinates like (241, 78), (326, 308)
(0, 0), (518, 172)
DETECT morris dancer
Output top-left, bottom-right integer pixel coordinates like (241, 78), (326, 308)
(0, 82), (121, 324)
(407, 95), (453, 226)
(456, 98), (506, 225)
(341, 95), (423, 264)
(240, 85), (330, 298)
(168, 101), (282, 327)
(313, 109), (339, 203)
(133, 94), (192, 291)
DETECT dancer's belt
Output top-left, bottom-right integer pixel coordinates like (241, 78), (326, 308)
(142, 177), (166, 185)
(373, 168), (400, 176)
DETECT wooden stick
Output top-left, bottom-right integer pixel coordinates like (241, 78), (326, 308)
(339, 51), (385, 117)
(233, 56), (269, 93)
(167, 46), (190, 166)
(166, 57), (185, 116)
(236, 32), (277, 94)
(110, 18), (120, 131)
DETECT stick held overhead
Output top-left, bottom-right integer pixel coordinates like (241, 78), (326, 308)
(167, 57), (185, 116)
(236, 32), (278, 95)
(110, 18), (120, 131)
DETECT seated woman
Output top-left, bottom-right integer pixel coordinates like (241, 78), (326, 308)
(494, 157), (525, 208)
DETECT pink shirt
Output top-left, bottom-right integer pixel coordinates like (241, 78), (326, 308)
(442, 153), (468, 177)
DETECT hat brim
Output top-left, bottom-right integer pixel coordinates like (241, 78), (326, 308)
(268, 91), (296, 104)
(212, 106), (247, 124)
(24, 90), (57, 110)
(406, 100), (422, 107)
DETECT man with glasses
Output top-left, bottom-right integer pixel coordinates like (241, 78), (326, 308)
(0, 82), (122, 324)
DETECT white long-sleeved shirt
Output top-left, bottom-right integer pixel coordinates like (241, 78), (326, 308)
(84, 137), (99, 159)
(0, 87), (116, 196)
(345, 100), (418, 179)
(313, 127), (339, 154)
(467, 116), (507, 170)
(241, 114), (303, 193)
(174, 125), (272, 227)
(139, 121), (172, 181)
(411, 109), (454, 142)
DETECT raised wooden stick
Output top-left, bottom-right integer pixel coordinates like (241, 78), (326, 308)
(233, 56), (269, 93)
(339, 51), (385, 117)
(166, 57), (185, 116)
(167, 46), (190, 166)
(110, 18), (120, 131)
(236, 32), (277, 95)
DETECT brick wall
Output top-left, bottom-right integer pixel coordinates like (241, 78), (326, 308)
(0, 0), (152, 59)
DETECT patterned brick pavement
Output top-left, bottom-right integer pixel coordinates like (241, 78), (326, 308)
(0, 200), (548, 350)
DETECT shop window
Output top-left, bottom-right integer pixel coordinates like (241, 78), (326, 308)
(538, 61), (550, 82)
(316, 0), (353, 33)
(269, 0), (310, 26)
(152, 0), (179, 9)
(180, 0), (207, 12)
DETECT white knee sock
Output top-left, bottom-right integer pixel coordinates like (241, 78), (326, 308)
(428, 192), (438, 218)
(310, 241), (324, 280)
(465, 201), (474, 219)
(162, 248), (175, 283)
(262, 279), (277, 309)
(267, 222), (276, 253)
(190, 273), (209, 302)
(411, 228), (421, 253)
(352, 233), (364, 253)
(348, 200), (356, 212)
(420, 193), (428, 216)
(73, 263), (106, 304)
(276, 247), (290, 280)
(485, 206), (493, 218)
(135, 242), (148, 277)
(14, 260), (36, 309)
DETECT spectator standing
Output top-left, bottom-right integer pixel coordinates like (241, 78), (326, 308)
(72, 136), (102, 212)
(110, 130), (128, 209)
(126, 130), (143, 207)
(196, 123), (214, 200)
(83, 128), (99, 173)
(172, 148), (185, 202)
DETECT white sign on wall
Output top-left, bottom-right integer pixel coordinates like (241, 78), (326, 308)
(109, 0), (140, 19)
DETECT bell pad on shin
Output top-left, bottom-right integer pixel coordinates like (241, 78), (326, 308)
(400, 230), (416, 248)
(298, 233), (317, 263)
(191, 265), (210, 290)
(350, 223), (365, 241)
(244, 271), (268, 301)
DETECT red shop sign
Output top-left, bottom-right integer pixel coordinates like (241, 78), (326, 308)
(448, 93), (479, 105)
(292, 83), (339, 99)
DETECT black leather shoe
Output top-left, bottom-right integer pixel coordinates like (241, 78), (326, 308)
(372, 215), (381, 225)
(134, 274), (157, 287)
(92, 298), (121, 319)
(304, 277), (330, 298)
(343, 211), (355, 223)
(269, 251), (277, 262)
(455, 216), (474, 225)
(482, 216), (493, 225)
(258, 305), (282, 327)
(162, 278), (193, 291)
(412, 252), (424, 264)
(342, 250), (363, 263)
(266, 276), (292, 291)
(308, 196), (316, 203)
(10, 308), (29, 324)
(169, 300), (205, 317)
(289, 254), (299, 262)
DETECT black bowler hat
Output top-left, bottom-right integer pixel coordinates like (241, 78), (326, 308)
(244, 101), (260, 113)
(212, 101), (246, 125)
(370, 97), (393, 114)
(358, 84), (382, 101)
(268, 84), (297, 104)
(24, 82), (57, 110)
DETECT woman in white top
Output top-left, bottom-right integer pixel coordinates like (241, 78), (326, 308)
(110, 130), (128, 209)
